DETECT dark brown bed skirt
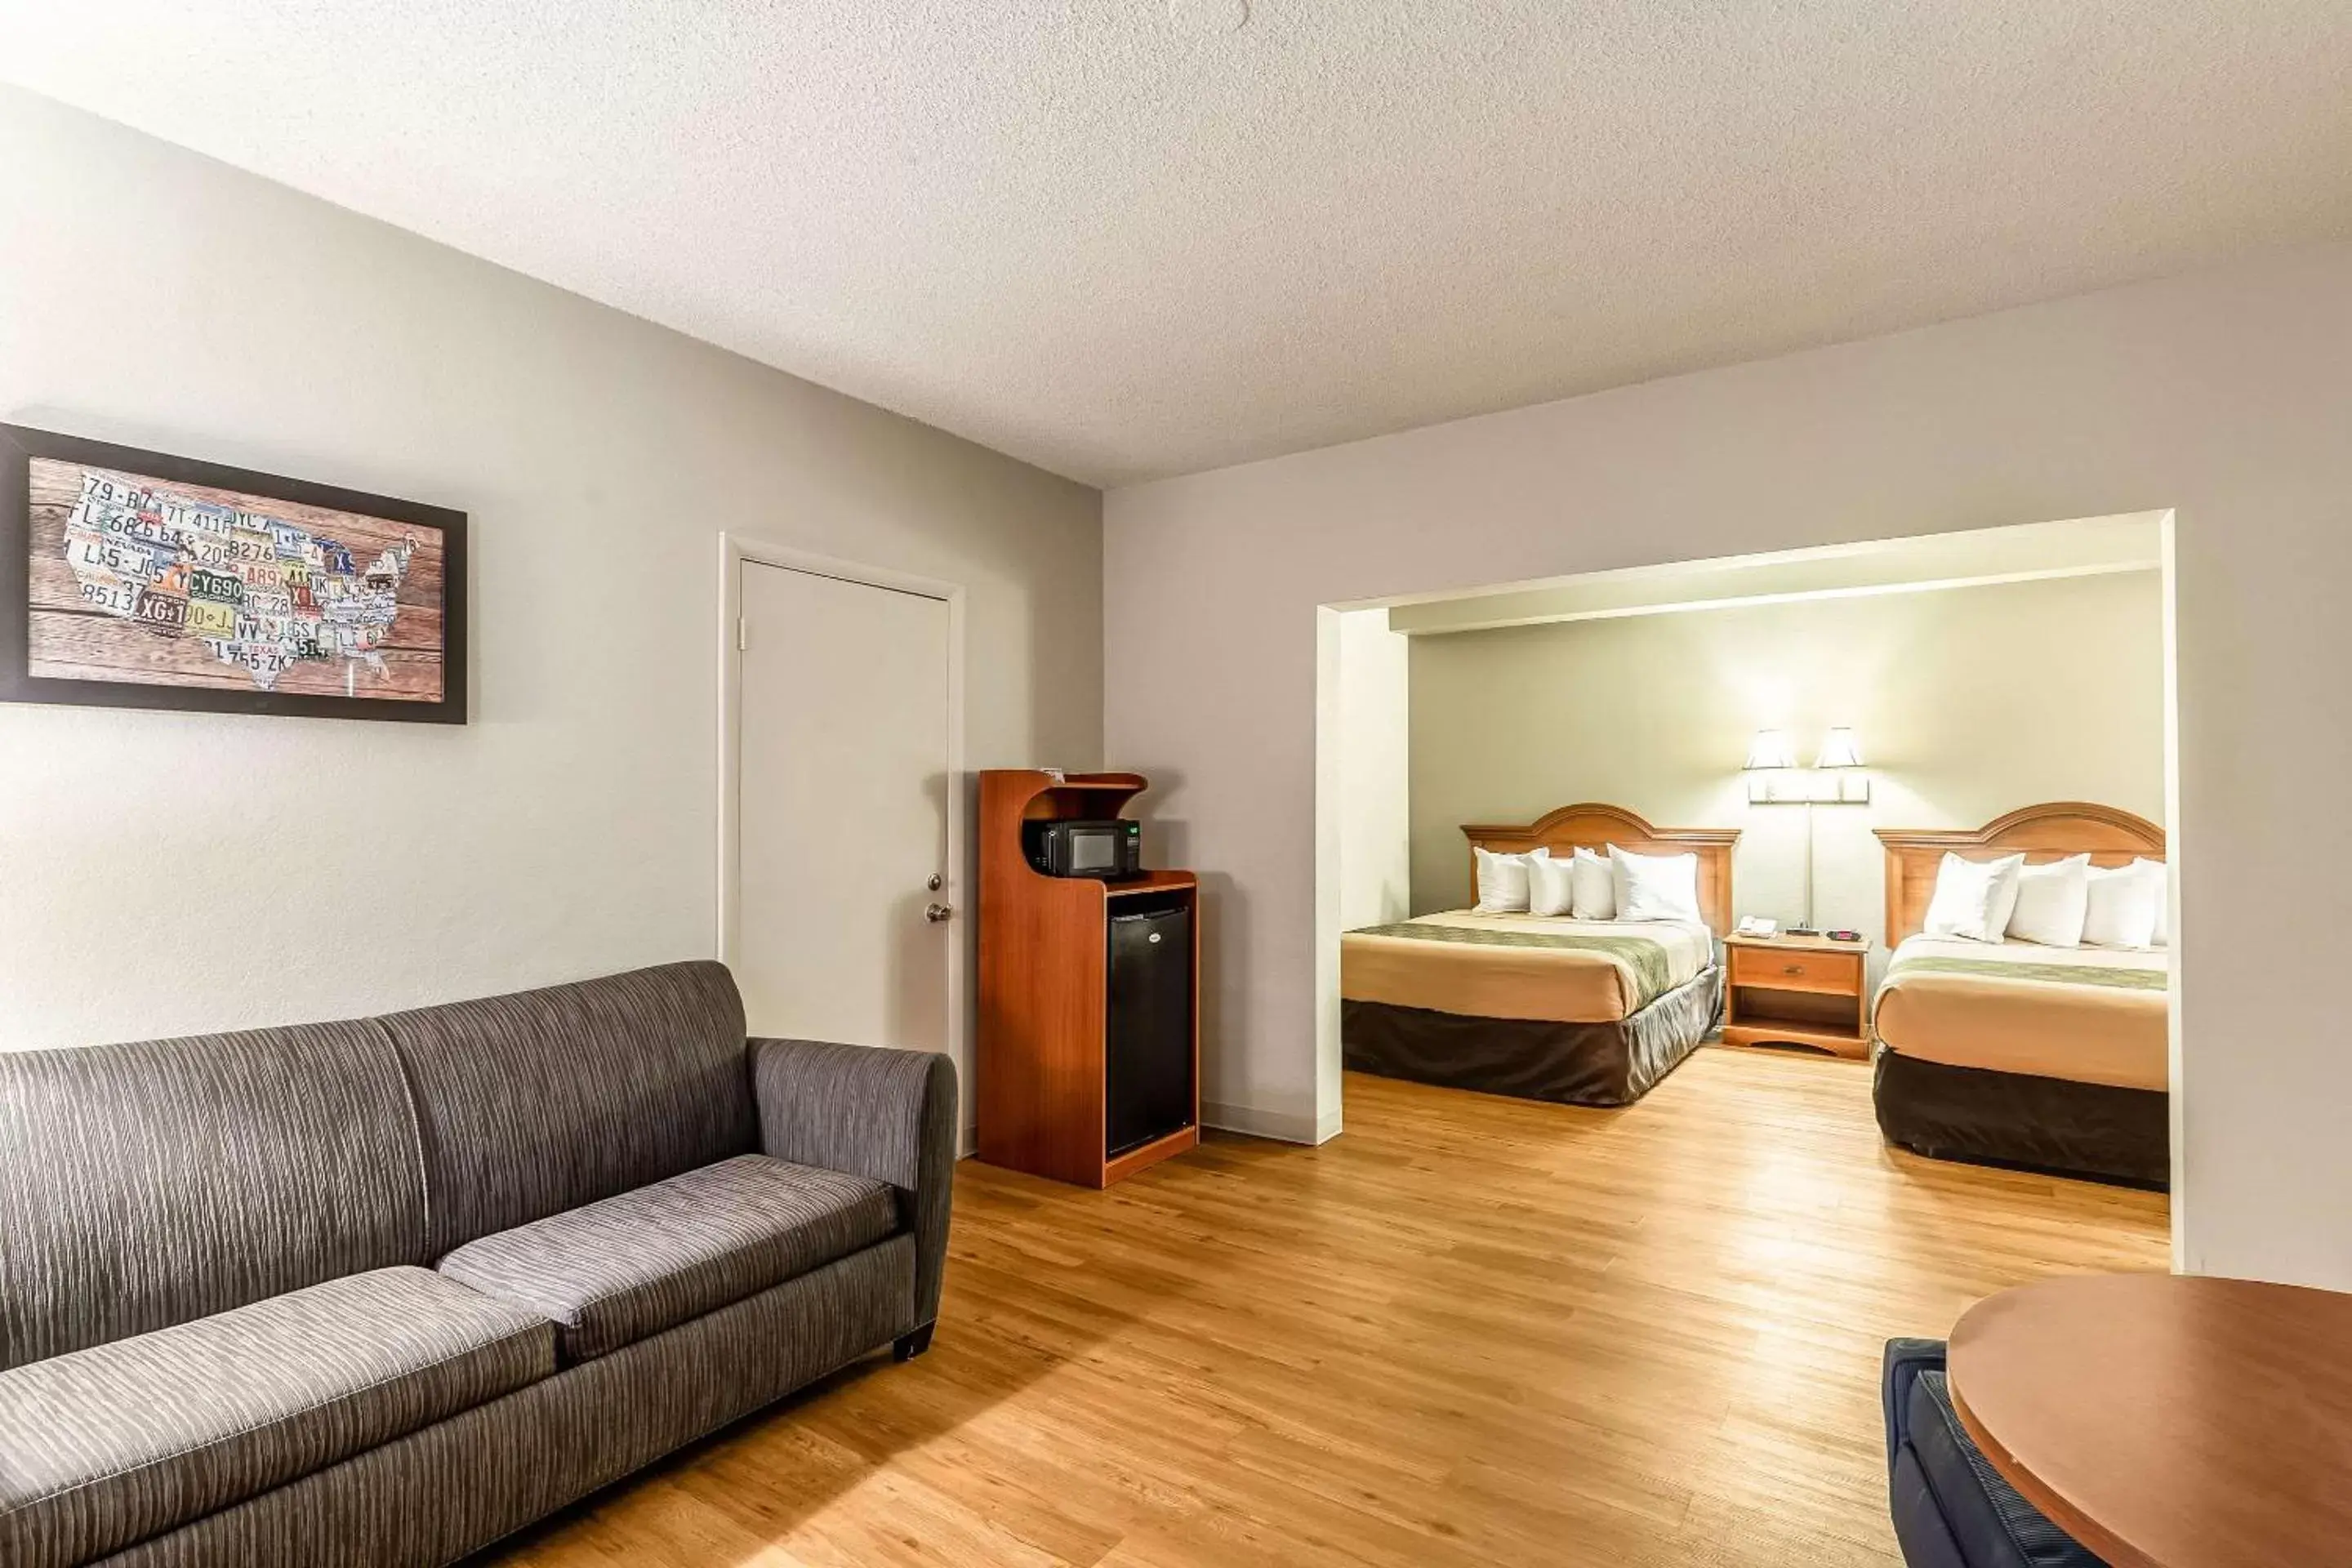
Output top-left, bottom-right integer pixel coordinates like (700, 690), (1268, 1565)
(1873, 1049), (2169, 1190)
(1342, 964), (1723, 1107)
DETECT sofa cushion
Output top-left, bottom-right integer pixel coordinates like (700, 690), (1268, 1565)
(0, 1267), (552, 1568)
(376, 961), (756, 1257)
(0, 1020), (425, 1371)
(1904, 1369), (2102, 1568)
(436, 1153), (898, 1362)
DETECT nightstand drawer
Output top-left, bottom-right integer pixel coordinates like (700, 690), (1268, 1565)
(1728, 945), (1863, 996)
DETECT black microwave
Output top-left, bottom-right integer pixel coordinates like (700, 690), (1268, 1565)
(1024, 818), (1143, 880)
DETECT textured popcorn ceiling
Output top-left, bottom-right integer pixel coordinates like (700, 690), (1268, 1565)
(2, 2), (2350, 486)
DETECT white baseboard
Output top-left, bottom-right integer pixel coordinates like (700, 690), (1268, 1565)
(1202, 1099), (1340, 1146)
(963, 1111), (1342, 1155)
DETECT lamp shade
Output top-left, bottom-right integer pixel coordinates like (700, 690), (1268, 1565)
(1742, 728), (1795, 771)
(1815, 727), (1865, 768)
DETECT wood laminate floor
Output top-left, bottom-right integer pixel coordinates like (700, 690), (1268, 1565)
(483, 1049), (2167, 1566)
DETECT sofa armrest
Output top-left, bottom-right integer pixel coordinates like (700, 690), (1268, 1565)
(749, 1038), (959, 1332)
(1882, 1336), (1949, 1471)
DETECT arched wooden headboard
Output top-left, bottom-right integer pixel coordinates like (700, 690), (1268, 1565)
(1875, 802), (2166, 944)
(1459, 803), (1740, 934)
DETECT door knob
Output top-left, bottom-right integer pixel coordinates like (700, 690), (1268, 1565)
(925, 902), (954, 924)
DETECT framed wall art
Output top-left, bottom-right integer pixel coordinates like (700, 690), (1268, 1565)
(1, 425), (466, 724)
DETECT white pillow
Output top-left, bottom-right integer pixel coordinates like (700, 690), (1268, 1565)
(1570, 847), (1616, 920)
(2140, 858), (2169, 947)
(2006, 854), (2091, 947)
(1526, 853), (1575, 916)
(2082, 859), (2163, 949)
(1922, 853), (2025, 943)
(1472, 845), (1548, 914)
(1987, 858), (2025, 938)
(1609, 844), (1703, 924)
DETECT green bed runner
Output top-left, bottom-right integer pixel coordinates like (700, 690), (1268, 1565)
(1872, 951), (2167, 1047)
(1883, 955), (2169, 992)
(1349, 922), (1675, 1009)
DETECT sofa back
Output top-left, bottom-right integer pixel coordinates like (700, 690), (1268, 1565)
(0, 1020), (426, 1370)
(376, 960), (755, 1256)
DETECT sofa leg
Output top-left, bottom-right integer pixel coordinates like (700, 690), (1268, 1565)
(893, 1322), (936, 1363)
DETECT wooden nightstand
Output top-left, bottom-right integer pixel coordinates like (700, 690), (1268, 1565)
(1722, 933), (1869, 1058)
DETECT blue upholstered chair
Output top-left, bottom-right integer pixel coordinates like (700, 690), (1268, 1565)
(1882, 1339), (2106, 1568)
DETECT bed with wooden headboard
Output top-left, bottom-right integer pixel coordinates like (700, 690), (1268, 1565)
(1339, 803), (1737, 1107)
(1870, 802), (2170, 1188)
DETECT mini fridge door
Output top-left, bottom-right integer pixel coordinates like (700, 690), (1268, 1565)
(1106, 903), (1194, 1158)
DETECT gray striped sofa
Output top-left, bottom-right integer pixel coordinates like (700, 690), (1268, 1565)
(0, 960), (957, 1568)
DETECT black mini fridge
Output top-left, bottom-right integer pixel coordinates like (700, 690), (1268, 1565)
(1106, 900), (1195, 1158)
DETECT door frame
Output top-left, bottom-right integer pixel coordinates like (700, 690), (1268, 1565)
(717, 534), (971, 1146)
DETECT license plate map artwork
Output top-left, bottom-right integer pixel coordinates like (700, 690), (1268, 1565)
(26, 457), (448, 704)
(59, 469), (416, 693)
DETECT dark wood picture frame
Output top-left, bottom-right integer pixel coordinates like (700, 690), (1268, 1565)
(1, 424), (467, 724)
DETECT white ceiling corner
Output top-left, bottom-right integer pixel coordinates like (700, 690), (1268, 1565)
(2, 2), (2349, 488)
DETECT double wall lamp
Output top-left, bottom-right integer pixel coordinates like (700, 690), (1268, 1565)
(1741, 727), (1869, 805)
(1740, 727), (1868, 935)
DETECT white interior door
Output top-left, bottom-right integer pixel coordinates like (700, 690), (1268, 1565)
(737, 560), (953, 1067)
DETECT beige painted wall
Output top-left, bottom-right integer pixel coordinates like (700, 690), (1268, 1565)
(0, 88), (1102, 1053)
(1106, 242), (2352, 1290)
(1337, 611), (1412, 931)
(1406, 573), (2167, 978)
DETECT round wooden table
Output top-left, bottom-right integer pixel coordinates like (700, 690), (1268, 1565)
(1948, 1272), (2352, 1568)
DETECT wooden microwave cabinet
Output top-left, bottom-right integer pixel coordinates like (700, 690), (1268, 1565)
(976, 769), (1200, 1187)
(1721, 932), (1869, 1058)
